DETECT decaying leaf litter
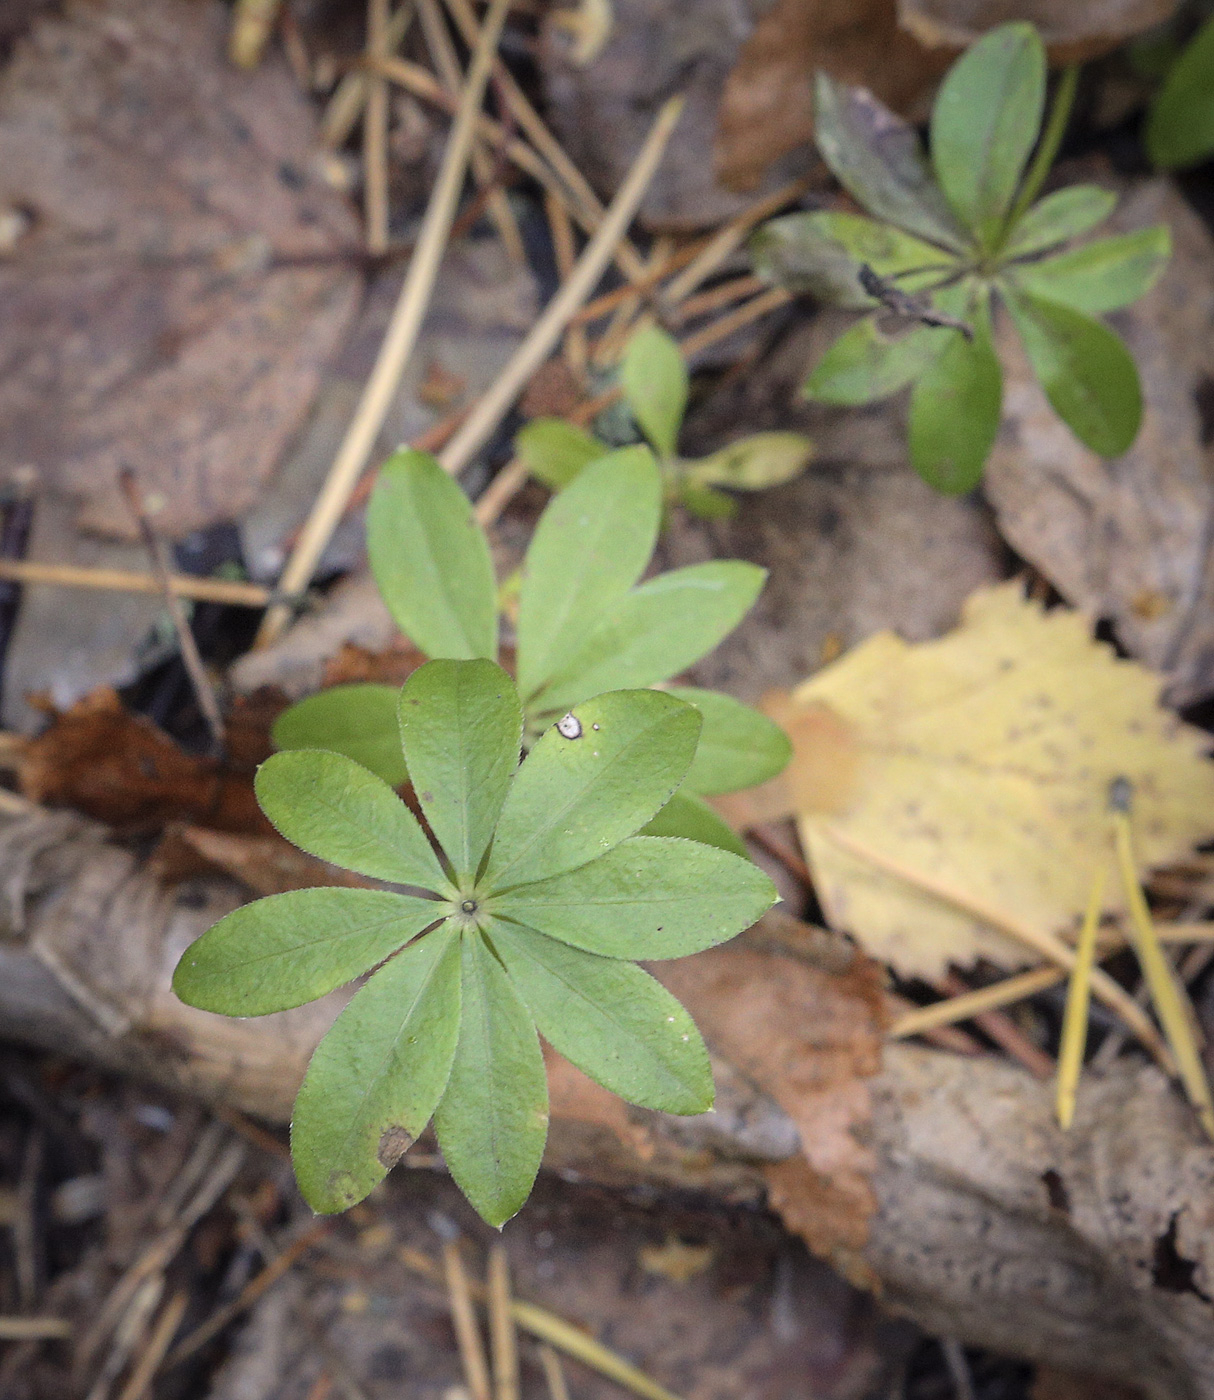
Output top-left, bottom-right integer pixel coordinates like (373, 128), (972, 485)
(2, 0), (1214, 1397)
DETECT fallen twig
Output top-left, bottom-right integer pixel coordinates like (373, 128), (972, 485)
(113, 1291), (187, 1400)
(362, 0), (392, 255)
(444, 1241), (492, 1400)
(119, 470), (225, 752)
(488, 1245), (519, 1400)
(256, 0), (515, 648)
(0, 559), (272, 608)
(438, 96), (685, 475)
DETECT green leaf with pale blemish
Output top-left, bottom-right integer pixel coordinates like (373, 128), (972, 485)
(292, 922), (462, 1212)
(433, 931), (548, 1228)
(488, 836), (775, 959)
(485, 689), (701, 889)
(488, 918), (713, 1114)
(805, 315), (949, 407)
(172, 888), (443, 1015)
(273, 685), (407, 788)
(255, 750), (450, 891)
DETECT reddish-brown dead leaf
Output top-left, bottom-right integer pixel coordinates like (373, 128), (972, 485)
(321, 640), (430, 689)
(715, 0), (948, 191)
(898, 0), (1178, 62)
(18, 688), (266, 834)
(657, 914), (886, 1283)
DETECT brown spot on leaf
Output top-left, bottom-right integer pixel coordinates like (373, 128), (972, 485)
(377, 1126), (415, 1169)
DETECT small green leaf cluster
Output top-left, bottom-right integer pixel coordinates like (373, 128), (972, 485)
(750, 22), (1172, 494)
(515, 325), (814, 519)
(274, 448), (792, 856)
(174, 659), (777, 1225)
(1146, 14), (1214, 171)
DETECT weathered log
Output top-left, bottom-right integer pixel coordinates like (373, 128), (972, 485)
(0, 806), (1210, 1399)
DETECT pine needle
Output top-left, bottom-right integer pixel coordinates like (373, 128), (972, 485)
(1056, 864), (1106, 1130)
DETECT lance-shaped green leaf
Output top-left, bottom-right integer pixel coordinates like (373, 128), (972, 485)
(751, 212), (952, 309)
(484, 689), (701, 890)
(292, 922), (461, 1213)
(533, 562), (766, 714)
(620, 326), (687, 459)
(668, 687), (791, 795)
(804, 315), (948, 406)
(487, 836), (775, 959)
(680, 433), (814, 493)
(433, 932), (548, 1228)
(367, 450), (498, 661)
(640, 788), (749, 859)
(255, 750), (450, 891)
(273, 685), (407, 788)
(1146, 13), (1214, 171)
(398, 660), (521, 884)
(930, 22), (1045, 251)
(516, 447), (660, 703)
(1003, 286), (1142, 457)
(679, 483), (737, 520)
(514, 417), (607, 491)
(487, 919), (713, 1115)
(1007, 226), (1170, 313)
(1003, 185), (1117, 259)
(813, 72), (968, 251)
(908, 285), (1002, 494)
(172, 888), (442, 1015)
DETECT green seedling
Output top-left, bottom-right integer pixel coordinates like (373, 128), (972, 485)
(1145, 13), (1214, 171)
(515, 325), (814, 519)
(274, 447), (792, 857)
(750, 21), (1171, 493)
(174, 660), (777, 1225)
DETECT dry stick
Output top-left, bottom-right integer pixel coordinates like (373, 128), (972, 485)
(437, 96), (684, 476)
(672, 273), (766, 326)
(114, 1292), (188, 1400)
(363, 0), (392, 255)
(1056, 865), (1107, 1129)
(488, 1245), (520, 1400)
(416, 0), (525, 263)
(935, 972), (1054, 1080)
(85, 1277), (164, 1400)
(889, 967), (1065, 1039)
(538, 1345), (572, 1400)
(165, 1221), (332, 1366)
(75, 1141), (245, 1376)
(119, 471), (226, 751)
(886, 992), (987, 1056)
(444, 1242), (492, 1400)
(0, 559), (270, 607)
(439, 0), (648, 284)
(816, 824), (1174, 1070)
(477, 284), (795, 528)
(545, 190), (588, 378)
(589, 233), (673, 370)
(571, 242), (705, 326)
(0, 1317), (71, 1341)
(256, 0), (514, 649)
(399, 1247), (684, 1400)
(323, 3), (415, 148)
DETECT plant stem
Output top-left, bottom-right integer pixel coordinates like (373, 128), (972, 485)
(1006, 63), (1080, 233)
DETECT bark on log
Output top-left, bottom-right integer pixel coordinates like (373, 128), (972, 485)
(0, 807), (1211, 1399)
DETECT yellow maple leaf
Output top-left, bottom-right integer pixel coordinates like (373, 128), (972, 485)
(779, 583), (1214, 979)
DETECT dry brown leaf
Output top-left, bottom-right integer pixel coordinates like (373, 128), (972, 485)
(18, 688), (266, 835)
(715, 0), (947, 192)
(897, 0), (1179, 59)
(0, 0), (360, 540)
(781, 583), (1214, 978)
(320, 639), (430, 689)
(659, 914), (887, 1283)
